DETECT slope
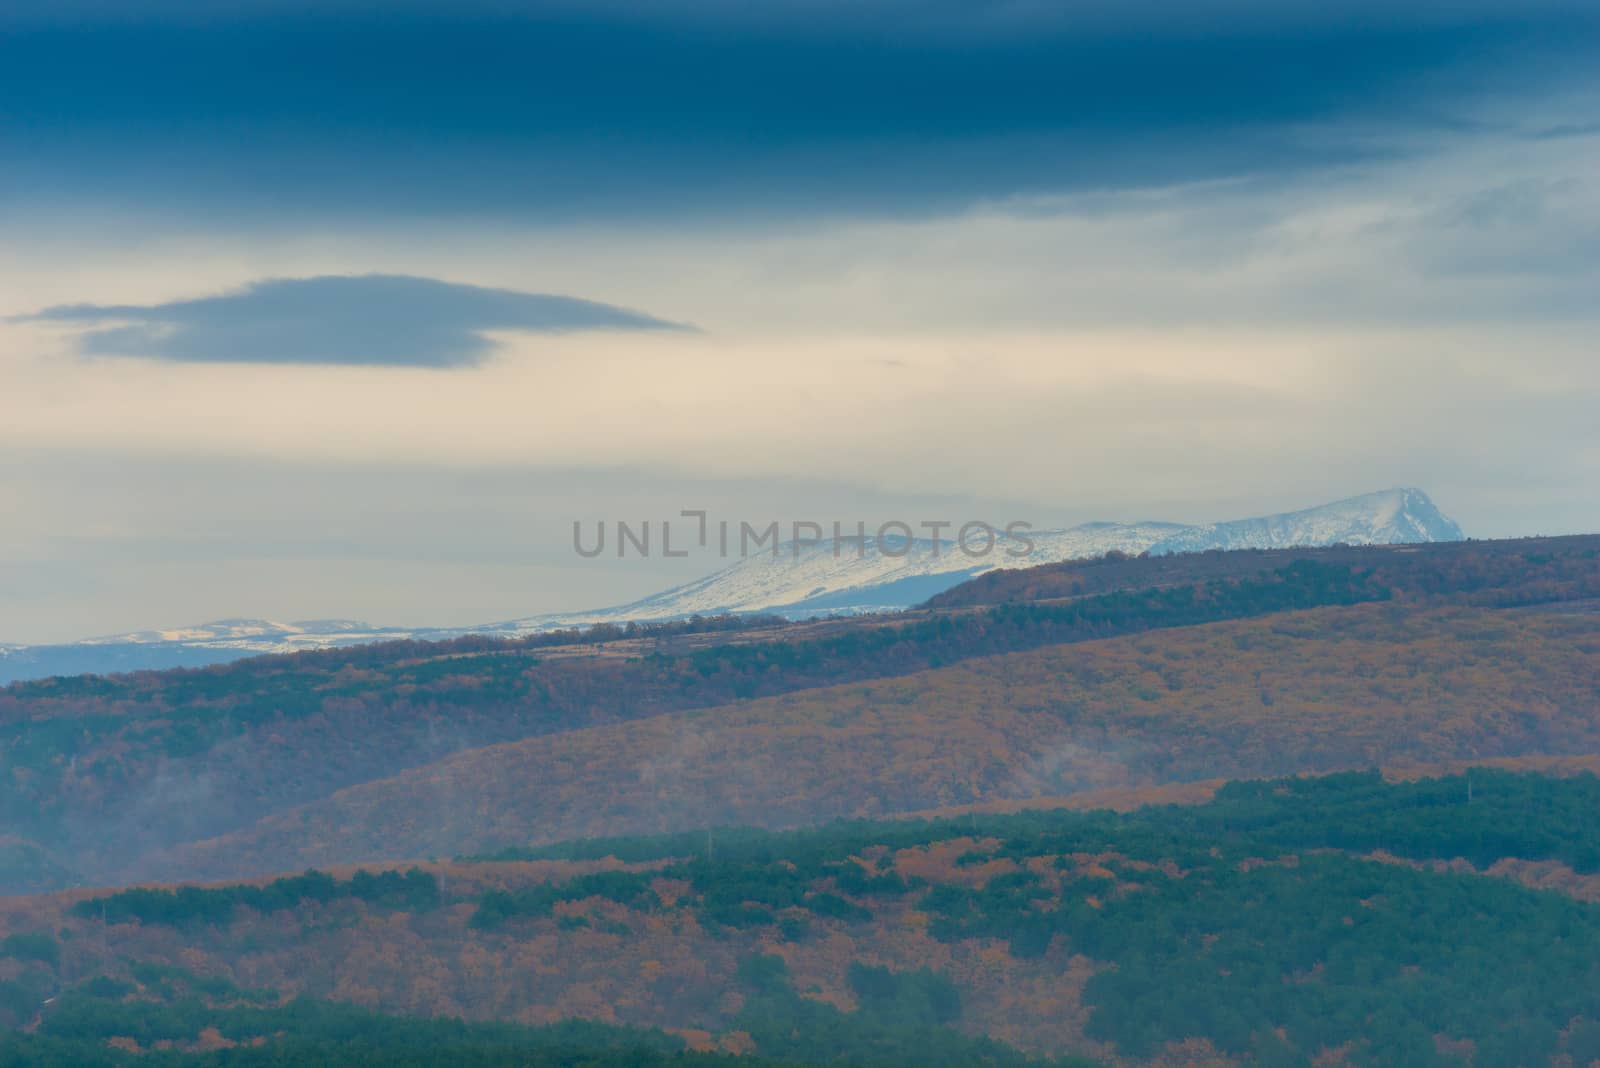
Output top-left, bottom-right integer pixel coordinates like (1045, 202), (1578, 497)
(14, 770), (1600, 1067)
(149, 599), (1600, 882)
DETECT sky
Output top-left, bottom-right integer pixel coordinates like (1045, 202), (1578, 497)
(2, 1), (1598, 642)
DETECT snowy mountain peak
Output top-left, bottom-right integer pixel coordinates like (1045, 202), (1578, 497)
(0, 489), (1465, 685)
(1144, 488), (1463, 556)
(577, 488), (1461, 623)
(79, 618), (381, 647)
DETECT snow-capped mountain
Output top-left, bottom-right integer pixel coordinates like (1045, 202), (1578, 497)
(74, 618), (396, 648)
(478, 487), (1461, 628)
(501, 520), (1192, 626)
(0, 488), (1462, 685)
(0, 620), (420, 684)
(1147, 487), (1463, 555)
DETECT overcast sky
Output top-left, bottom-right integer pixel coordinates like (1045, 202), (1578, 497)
(2, 1), (1598, 642)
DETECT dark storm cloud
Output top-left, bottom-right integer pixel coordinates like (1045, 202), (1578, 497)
(18, 275), (689, 367)
(1, 1), (1594, 223)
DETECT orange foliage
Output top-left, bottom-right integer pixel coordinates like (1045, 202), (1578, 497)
(154, 602), (1600, 884)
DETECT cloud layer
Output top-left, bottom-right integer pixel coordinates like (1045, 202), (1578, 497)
(19, 275), (687, 367)
(0, 1), (1596, 641)
(2, 2), (1595, 223)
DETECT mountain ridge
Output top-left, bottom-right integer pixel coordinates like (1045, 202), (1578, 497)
(0, 488), (1463, 684)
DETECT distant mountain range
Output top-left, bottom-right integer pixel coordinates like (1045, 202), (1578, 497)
(0, 488), (1463, 684)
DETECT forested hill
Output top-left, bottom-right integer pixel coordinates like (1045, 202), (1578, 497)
(0, 537), (1598, 1066)
(0, 535), (1597, 895)
(925, 532), (1600, 609)
(11, 769), (1600, 1067)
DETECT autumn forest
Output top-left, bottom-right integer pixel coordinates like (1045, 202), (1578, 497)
(3, 535), (1600, 1066)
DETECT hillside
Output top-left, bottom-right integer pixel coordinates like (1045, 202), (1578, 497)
(0, 539), (1598, 1067)
(926, 532), (1600, 609)
(148, 600), (1600, 882)
(11, 770), (1600, 1066)
(1, 535), (1596, 895)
